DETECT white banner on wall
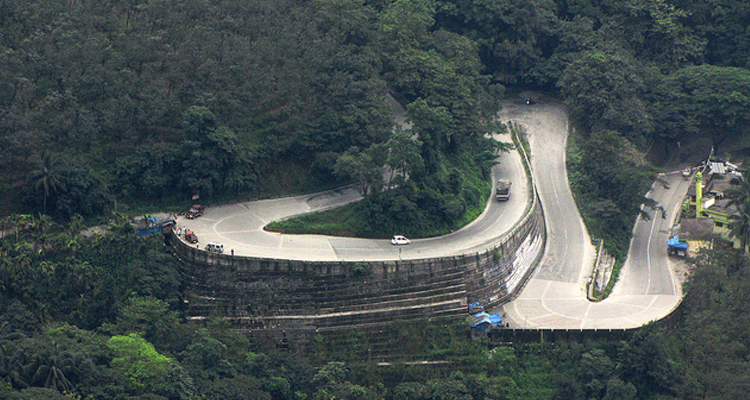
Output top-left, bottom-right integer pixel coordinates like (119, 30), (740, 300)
(504, 232), (542, 293)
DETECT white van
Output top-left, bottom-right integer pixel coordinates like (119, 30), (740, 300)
(205, 243), (224, 253)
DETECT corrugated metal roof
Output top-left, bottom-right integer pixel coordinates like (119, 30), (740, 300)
(709, 162), (726, 175)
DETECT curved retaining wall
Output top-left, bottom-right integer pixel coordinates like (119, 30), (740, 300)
(170, 130), (545, 349)
(171, 195), (544, 344)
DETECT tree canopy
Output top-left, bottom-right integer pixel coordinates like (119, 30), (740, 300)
(2, 0), (750, 397)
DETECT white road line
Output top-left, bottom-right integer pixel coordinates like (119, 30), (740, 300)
(580, 303), (591, 329)
(212, 217), (230, 244)
(644, 198), (658, 295)
(528, 313), (556, 322)
(326, 239), (337, 258)
(248, 209), (267, 224)
(538, 281), (556, 317)
(668, 199), (683, 296)
(552, 179), (559, 202)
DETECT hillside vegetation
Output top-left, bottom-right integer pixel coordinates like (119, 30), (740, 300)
(2, 215), (750, 399)
(3, 0), (750, 398)
(0, 0), (501, 239)
(2, 0), (749, 249)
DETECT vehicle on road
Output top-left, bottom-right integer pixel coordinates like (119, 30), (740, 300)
(185, 230), (198, 243)
(525, 97), (535, 105)
(205, 242), (224, 253)
(496, 179), (512, 201)
(391, 235), (410, 245)
(185, 204), (205, 219)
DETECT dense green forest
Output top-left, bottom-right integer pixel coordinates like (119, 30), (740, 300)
(0, 0), (503, 238)
(3, 0), (750, 398)
(2, 0), (749, 246)
(3, 214), (750, 399)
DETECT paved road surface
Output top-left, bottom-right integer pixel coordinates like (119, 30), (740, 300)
(499, 101), (685, 329)
(176, 133), (528, 261)
(616, 174), (690, 297)
(177, 99), (689, 329)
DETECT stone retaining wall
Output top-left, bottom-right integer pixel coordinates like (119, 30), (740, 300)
(170, 194), (544, 342)
(169, 125), (546, 351)
(163, 115), (686, 353)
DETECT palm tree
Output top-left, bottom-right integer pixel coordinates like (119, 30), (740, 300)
(727, 170), (750, 207)
(30, 152), (67, 215)
(729, 200), (750, 254)
(727, 171), (750, 254)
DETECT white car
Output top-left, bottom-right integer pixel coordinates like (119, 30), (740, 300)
(205, 242), (224, 253)
(391, 235), (411, 245)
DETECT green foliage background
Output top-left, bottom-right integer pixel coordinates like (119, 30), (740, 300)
(2, 0), (750, 398)
(2, 209), (750, 399)
(0, 0), (501, 238)
(0, 218), (750, 400)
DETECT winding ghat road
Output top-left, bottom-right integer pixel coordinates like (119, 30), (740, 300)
(498, 101), (685, 329)
(177, 131), (528, 262)
(177, 101), (689, 329)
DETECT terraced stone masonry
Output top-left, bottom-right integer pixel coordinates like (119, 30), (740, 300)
(170, 196), (545, 351)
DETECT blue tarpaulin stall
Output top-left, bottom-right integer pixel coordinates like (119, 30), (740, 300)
(667, 235), (688, 250)
(135, 214), (176, 237)
(667, 235), (688, 257)
(471, 312), (503, 332)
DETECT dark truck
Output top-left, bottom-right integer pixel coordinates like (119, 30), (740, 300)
(496, 179), (511, 201)
(185, 204), (205, 219)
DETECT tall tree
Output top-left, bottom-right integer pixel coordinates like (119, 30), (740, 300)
(672, 0), (750, 67)
(728, 200), (750, 254)
(438, 0), (561, 86)
(333, 145), (387, 196)
(650, 65), (750, 147)
(558, 50), (652, 145)
(618, 0), (705, 70)
(107, 333), (172, 392)
(29, 152), (67, 215)
(385, 130), (424, 188)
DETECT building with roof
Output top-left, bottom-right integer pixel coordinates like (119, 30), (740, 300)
(675, 218), (714, 257)
(683, 162), (746, 250)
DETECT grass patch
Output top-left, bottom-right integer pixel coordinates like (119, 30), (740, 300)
(266, 179), (493, 239)
(265, 150), (495, 239)
(449, 180), (493, 231)
(266, 201), (363, 236)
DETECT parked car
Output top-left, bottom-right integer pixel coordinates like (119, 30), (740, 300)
(391, 235), (411, 245)
(185, 204), (205, 219)
(205, 242), (224, 253)
(185, 230), (198, 243)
